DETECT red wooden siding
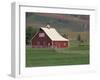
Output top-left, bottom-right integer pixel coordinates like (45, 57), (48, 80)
(31, 29), (52, 48)
(53, 41), (68, 48)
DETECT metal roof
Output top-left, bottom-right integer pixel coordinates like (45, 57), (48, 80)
(40, 27), (69, 41)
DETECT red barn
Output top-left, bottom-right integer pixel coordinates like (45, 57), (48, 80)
(31, 25), (69, 48)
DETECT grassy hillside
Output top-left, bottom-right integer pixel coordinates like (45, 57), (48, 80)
(26, 13), (90, 41)
(68, 32), (89, 40)
(26, 13), (89, 32)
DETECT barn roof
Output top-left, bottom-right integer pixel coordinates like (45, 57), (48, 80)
(40, 27), (69, 41)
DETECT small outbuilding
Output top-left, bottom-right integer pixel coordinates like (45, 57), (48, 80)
(31, 25), (69, 48)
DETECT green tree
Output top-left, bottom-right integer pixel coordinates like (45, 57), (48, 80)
(77, 34), (81, 42)
(77, 34), (84, 46)
(26, 27), (37, 45)
(62, 33), (69, 39)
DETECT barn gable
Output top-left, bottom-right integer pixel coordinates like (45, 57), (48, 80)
(31, 28), (51, 41)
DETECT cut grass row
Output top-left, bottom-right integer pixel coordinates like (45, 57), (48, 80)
(26, 45), (89, 67)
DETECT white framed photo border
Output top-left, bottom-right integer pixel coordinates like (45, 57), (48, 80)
(11, 2), (96, 78)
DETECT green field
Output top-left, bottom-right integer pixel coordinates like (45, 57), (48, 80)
(26, 41), (89, 67)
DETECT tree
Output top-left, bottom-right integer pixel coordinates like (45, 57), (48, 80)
(77, 34), (81, 42)
(26, 27), (37, 45)
(77, 34), (84, 46)
(62, 33), (69, 39)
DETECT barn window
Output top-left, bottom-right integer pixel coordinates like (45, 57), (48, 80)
(39, 33), (45, 37)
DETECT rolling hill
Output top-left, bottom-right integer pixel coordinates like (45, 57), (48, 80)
(26, 12), (89, 32)
(26, 12), (89, 41)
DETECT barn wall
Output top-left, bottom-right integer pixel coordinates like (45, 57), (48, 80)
(53, 41), (68, 48)
(31, 29), (52, 48)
